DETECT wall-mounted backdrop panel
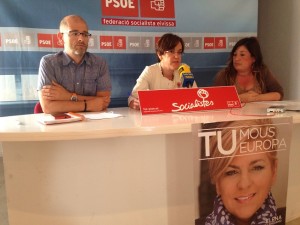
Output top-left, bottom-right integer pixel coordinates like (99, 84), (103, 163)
(0, 0), (257, 116)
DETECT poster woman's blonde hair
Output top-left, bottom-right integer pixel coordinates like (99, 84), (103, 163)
(207, 119), (278, 184)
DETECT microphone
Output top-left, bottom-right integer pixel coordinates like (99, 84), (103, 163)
(178, 63), (194, 88)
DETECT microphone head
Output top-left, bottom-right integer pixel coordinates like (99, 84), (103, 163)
(178, 63), (191, 76)
(178, 63), (194, 88)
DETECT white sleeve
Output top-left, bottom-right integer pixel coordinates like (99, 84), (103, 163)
(128, 65), (153, 105)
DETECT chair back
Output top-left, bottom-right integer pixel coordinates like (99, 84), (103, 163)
(34, 102), (43, 113)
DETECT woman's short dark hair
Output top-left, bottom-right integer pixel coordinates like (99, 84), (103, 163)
(155, 33), (184, 62)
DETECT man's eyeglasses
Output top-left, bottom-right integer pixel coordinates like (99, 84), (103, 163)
(62, 31), (92, 38)
(164, 50), (184, 56)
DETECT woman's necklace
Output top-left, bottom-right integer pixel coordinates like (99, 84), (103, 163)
(160, 64), (174, 81)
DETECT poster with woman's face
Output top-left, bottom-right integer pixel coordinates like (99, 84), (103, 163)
(192, 117), (292, 225)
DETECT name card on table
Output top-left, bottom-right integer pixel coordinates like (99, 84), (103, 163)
(138, 86), (241, 115)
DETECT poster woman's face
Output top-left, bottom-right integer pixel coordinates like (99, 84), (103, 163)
(216, 151), (277, 224)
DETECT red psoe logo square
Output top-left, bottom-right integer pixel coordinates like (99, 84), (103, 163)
(140, 0), (175, 18)
(215, 37), (226, 49)
(100, 36), (113, 49)
(37, 34), (53, 48)
(113, 36), (126, 49)
(154, 36), (161, 46)
(101, 0), (139, 17)
(204, 37), (215, 49)
(52, 34), (64, 48)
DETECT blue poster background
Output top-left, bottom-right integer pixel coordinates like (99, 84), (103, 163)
(0, 0), (257, 115)
(0, 0), (257, 32)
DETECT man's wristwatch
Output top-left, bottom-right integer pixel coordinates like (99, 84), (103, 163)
(70, 93), (78, 102)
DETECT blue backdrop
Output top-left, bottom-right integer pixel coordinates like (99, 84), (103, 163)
(0, 0), (258, 116)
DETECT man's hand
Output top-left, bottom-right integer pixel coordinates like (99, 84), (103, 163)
(41, 81), (71, 101)
(39, 83), (111, 113)
(86, 96), (111, 111)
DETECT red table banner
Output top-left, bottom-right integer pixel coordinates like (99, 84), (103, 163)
(138, 86), (241, 115)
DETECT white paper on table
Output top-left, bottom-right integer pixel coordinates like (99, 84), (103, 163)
(83, 112), (123, 120)
(38, 113), (83, 125)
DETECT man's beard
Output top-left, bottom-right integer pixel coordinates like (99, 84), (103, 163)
(73, 50), (85, 56)
(74, 49), (86, 56)
(73, 45), (87, 56)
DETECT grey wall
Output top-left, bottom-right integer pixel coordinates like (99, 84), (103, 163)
(258, 0), (300, 100)
(0, 144), (8, 225)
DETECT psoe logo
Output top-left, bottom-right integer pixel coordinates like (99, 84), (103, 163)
(101, 0), (139, 17)
(141, 0), (175, 18)
(151, 0), (165, 11)
(171, 89), (214, 112)
(101, 0), (175, 18)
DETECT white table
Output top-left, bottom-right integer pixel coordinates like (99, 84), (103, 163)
(1, 101), (300, 225)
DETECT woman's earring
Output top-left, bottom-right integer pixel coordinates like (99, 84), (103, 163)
(251, 63), (256, 72)
(252, 63), (259, 74)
